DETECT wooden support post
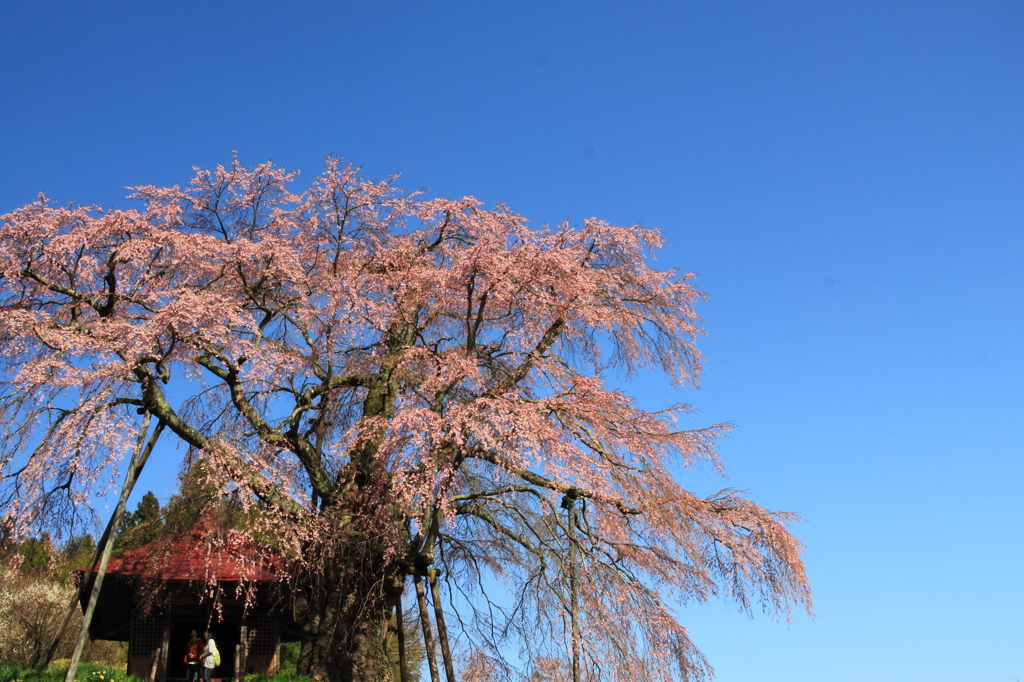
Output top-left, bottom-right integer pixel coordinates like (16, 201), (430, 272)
(148, 647), (161, 682)
(395, 593), (409, 682)
(413, 572), (440, 682)
(159, 610), (171, 682)
(237, 621), (248, 682)
(38, 508), (119, 669)
(271, 619), (280, 676)
(427, 569), (456, 682)
(562, 494), (581, 682)
(64, 414), (165, 682)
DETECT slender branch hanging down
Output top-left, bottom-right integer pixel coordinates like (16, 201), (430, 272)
(0, 157), (810, 682)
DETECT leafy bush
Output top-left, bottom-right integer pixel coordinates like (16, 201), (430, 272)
(0, 579), (73, 667)
(0, 664), (21, 682)
(274, 642), (303, 677)
(0, 578), (126, 668)
(0, 665), (61, 682)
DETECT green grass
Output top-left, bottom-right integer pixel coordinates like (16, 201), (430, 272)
(0, 663), (144, 682)
(244, 673), (311, 682)
(0, 665), (22, 682)
(0, 663), (308, 682)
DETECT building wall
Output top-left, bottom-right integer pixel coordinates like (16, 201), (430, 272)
(126, 611), (280, 681)
(128, 613), (165, 680)
(241, 614), (280, 677)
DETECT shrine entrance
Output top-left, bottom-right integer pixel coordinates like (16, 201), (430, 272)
(78, 533), (298, 682)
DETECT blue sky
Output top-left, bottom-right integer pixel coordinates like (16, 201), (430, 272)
(2, 2), (1022, 680)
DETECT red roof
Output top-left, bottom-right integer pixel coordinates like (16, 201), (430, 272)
(89, 532), (282, 582)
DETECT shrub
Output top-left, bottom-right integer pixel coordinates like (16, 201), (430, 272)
(0, 578), (126, 668)
(0, 578), (69, 667)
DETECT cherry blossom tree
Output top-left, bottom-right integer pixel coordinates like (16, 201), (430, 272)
(0, 158), (810, 682)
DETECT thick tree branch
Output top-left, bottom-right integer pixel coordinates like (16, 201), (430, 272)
(465, 447), (640, 516)
(194, 351), (335, 502)
(485, 317), (565, 397)
(134, 367), (302, 516)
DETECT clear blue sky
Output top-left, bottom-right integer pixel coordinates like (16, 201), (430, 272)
(2, 2), (1021, 680)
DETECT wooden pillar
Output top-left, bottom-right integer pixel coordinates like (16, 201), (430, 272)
(159, 610), (172, 682)
(394, 593), (408, 682)
(237, 620), (248, 682)
(271, 618), (280, 677)
(413, 573), (440, 682)
(427, 570), (456, 682)
(148, 648), (160, 682)
(62, 415), (165, 682)
(563, 494), (581, 682)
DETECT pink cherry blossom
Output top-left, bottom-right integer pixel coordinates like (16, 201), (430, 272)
(0, 159), (810, 682)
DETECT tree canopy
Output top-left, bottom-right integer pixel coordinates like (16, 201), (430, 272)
(0, 158), (810, 682)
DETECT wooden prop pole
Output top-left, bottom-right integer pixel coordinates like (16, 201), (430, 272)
(40, 417), (165, 668)
(63, 414), (164, 682)
(427, 569), (456, 682)
(395, 593), (409, 682)
(39, 500), (121, 667)
(563, 495), (581, 682)
(414, 572), (440, 682)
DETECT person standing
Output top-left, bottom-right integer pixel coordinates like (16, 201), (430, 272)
(184, 629), (204, 682)
(201, 629), (219, 682)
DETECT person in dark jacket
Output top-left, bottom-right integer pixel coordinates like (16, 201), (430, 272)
(184, 629), (204, 682)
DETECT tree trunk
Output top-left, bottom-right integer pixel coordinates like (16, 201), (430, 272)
(295, 565), (398, 681)
(294, 493), (407, 682)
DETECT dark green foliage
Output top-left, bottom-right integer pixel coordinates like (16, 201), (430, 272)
(52, 536), (96, 584)
(161, 460), (257, 538)
(62, 536), (95, 558)
(162, 466), (221, 534)
(9, 533), (102, 582)
(114, 492), (164, 552)
(17, 534), (53, 573)
(3, 533), (95, 582)
(277, 642), (301, 676)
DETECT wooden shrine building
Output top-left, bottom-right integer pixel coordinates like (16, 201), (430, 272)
(80, 532), (300, 682)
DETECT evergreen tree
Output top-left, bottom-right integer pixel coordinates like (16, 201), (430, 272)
(18, 533), (53, 573)
(114, 491), (164, 551)
(55, 535), (96, 583)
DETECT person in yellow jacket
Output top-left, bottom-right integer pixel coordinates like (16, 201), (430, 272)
(201, 629), (219, 682)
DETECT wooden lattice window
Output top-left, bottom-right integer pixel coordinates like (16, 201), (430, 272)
(130, 613), (163, 658)
(246, 615), (277, 657)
